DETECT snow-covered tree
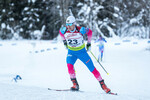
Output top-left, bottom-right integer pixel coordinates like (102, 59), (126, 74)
(0, 0), (61, 40)
(0, 0), (149, 39)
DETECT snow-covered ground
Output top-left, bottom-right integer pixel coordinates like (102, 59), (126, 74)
(0, 38), (150, 100)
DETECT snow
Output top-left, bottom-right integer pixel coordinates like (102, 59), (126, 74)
(0, 39), (150, 100)
(2, 9), (6, 13)
(130, 18), (138, 24)
(31, 25), (45, 39)
(113, 13), (119, 17)
(114, 6), (119, 11)
(23, 17), (28, 21)
(24, 7), (29, 11)
(1, 23), (6, 29)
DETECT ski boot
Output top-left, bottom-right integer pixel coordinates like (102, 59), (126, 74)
(70, 78), (79, 91)
(100, 79), (111, 93)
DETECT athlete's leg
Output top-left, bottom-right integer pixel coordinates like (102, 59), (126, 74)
(66, 51), (79, 90)
(98, 46), (102, 61)
(98, 51), (101, 62)
(92, 68), (102, 81)
(99, 45), (104, 61)
(74, 49), (110, 93)
(66, 52), (77, 78)
(101, 50), (103, 61)
(78, 51), (103, 81)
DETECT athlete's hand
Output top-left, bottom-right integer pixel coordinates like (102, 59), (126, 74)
(63, 40), (68, 49)
(86, 43), (91, 51)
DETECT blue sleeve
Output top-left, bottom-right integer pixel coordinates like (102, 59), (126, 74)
(60, 27), (67, 34)
(102, 38), (107, 42)
(80, 27), (87, 34)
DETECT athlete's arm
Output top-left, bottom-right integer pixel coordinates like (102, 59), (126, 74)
(80, 27), (92, 43)
(86, 28), (92, 43)
(59, 30), (65, 40)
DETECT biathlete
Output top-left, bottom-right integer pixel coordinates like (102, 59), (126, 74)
(95, 36), (107, 61)
(59, 16), (111, 93)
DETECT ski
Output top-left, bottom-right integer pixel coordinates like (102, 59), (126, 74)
(48, 88), (84, 92)
(108, 92), (117, 95)
(48, 88), (117, 95)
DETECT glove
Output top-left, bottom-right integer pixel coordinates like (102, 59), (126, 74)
(86, 43), (91, 51)
(63, 40), (68, 49)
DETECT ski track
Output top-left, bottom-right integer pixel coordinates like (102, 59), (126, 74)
(0, 39), (150, 100)
(0, 82), (149, 100)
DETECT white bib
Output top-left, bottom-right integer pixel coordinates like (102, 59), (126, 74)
(64, 32), (84, 47)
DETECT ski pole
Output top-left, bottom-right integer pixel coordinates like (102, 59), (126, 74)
(90, 51), (109, 75)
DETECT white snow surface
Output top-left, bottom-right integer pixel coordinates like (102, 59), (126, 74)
(0, 38), (150, 100)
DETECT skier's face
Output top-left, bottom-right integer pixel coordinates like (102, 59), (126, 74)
(66, 23), (75, 31)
